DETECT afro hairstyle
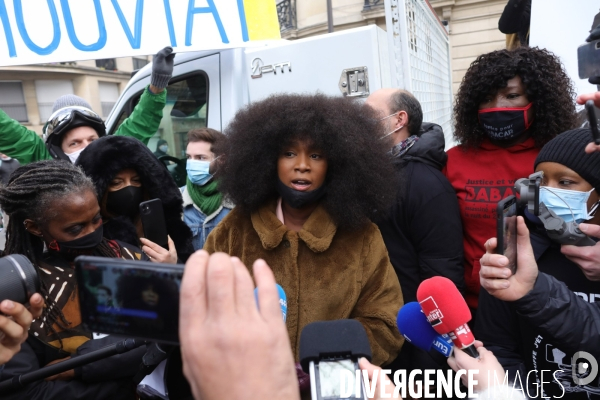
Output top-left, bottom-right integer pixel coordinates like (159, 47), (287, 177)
(218, 93), (396, 230)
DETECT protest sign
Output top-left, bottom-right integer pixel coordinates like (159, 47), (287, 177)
(0, 0), (281, 66)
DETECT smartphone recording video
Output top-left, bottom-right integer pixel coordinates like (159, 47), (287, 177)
(75, 256), (182, 344)
(496, 195), (517, 275)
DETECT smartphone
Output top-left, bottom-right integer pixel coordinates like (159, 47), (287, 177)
(75, 256), (182, 344)
(309, 359), (367, 400)
(585, 100), (600, 145)
(139, 199), (168, 249)
(578, 39), (600, 79)
(496, 195), (517, 275)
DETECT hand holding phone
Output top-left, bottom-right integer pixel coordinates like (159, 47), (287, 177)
(140, 236), (177, 264)
(496, 196), (518, 275)
(139, 199), (169, 250)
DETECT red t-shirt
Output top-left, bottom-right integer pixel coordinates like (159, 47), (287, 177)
(443, 138), (539, 308)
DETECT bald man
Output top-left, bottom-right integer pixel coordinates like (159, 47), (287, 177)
(366, 89), (464, 385)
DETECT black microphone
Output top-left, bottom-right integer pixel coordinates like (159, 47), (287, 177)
(299, 319), (371, 400)
(0, 338), (146, 393)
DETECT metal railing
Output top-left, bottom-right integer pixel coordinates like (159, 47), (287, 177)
(277, 0), (296, 31)
(363, 0), (383, 11)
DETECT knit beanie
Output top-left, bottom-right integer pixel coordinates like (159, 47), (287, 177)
(534, 128), (600, 191)
(51, 94), (93, 113)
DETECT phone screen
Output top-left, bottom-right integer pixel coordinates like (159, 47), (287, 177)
(76, 258), (182, 344)
(501, 201), (517, 274)
(310, 359), (365, 399)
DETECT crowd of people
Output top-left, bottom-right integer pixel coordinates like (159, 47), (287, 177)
(0, 27), (599, 400)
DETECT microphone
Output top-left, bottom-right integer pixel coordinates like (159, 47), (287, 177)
(299, 320), (372, 400)
(416, 277), (479, 358)
(396, 302), (453, 357)
(254, 283), (287, 322)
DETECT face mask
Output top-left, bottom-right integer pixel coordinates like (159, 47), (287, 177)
(159, 145), (168, 153)
(48, 225), (104, 254)
(539, 186), (599, 223)
(478, 103), (533, 141)
(377, 112), (404, 140)
(65, 147), (85, 164)
(106, 185), (143, 218)
(276, 179), (326, 209)
(187, 159), (213, 186)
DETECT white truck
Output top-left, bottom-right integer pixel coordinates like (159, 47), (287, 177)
(105, 0), (454, 170)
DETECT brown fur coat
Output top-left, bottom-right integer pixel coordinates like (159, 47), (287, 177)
(204, 201), (404, 365)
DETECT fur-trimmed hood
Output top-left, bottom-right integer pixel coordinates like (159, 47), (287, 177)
(76, 135), (193, 261)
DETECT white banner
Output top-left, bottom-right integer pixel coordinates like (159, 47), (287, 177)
(0, 0), (281, 66)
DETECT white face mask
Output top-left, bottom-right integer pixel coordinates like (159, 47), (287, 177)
(65, 147), (85, 164)
(377, 112), (403, 140)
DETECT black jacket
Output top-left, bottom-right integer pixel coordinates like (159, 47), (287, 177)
(0, 335), (146, 399)
(0, 158), (20, 185)
(376, 124), (464, 380)
(77, 136), (194, 261)
(376, 123), (465, 304)
(476, 215), (600, 399)
(512, 272), (600, 360)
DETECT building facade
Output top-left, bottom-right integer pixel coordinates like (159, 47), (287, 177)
(0, 56), (150, 135)
(278, 0), (507, 93)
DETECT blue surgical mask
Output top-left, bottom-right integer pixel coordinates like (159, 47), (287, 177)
(186, 159), (213, 186)
(159, 145), (168, 152)
(539, 186), (599, 223)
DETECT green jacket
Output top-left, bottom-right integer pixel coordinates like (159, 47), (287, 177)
(0, 86), (166, 165)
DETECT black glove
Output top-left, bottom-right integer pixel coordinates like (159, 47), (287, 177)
(151, 46), (175, 90)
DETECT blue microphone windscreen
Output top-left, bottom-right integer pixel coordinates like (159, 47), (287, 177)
(397, 302), (448, 353)
(277, 284), (287, 322)
(254, 284), (287, 322)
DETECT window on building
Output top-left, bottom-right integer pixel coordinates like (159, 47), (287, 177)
(0, 81), (28, 122)
(98, 82), (120, 119)
(35, 80), (74, 121)
(133, 57), (149, 70)
(96, 58), (117, 71)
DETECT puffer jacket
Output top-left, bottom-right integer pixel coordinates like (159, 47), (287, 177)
(376, 123), (465, 304)
(0, 86), (165, 165)
(76, 136), (194, 262)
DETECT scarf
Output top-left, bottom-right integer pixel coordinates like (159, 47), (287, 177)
(390, 134), (419, 158)
(186, 177), (223, 216)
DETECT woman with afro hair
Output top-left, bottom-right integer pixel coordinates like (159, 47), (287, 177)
(204, 94), (404, 377)
(443, 46), (577, 313)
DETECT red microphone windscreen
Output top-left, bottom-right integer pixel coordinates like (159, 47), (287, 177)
(416, 276), (472, 335)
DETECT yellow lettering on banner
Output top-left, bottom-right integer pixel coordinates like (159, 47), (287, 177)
(243, 0), (281, 40)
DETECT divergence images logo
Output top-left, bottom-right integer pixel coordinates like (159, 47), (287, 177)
(419, 297), (443, 326)
(572, 351), (599, 386)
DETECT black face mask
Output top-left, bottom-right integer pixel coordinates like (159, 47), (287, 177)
(106, 186), (143, 218)
(276, 179), (326, 209)
(478, 103), (533, 141)
(48, 225), (104, 254)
